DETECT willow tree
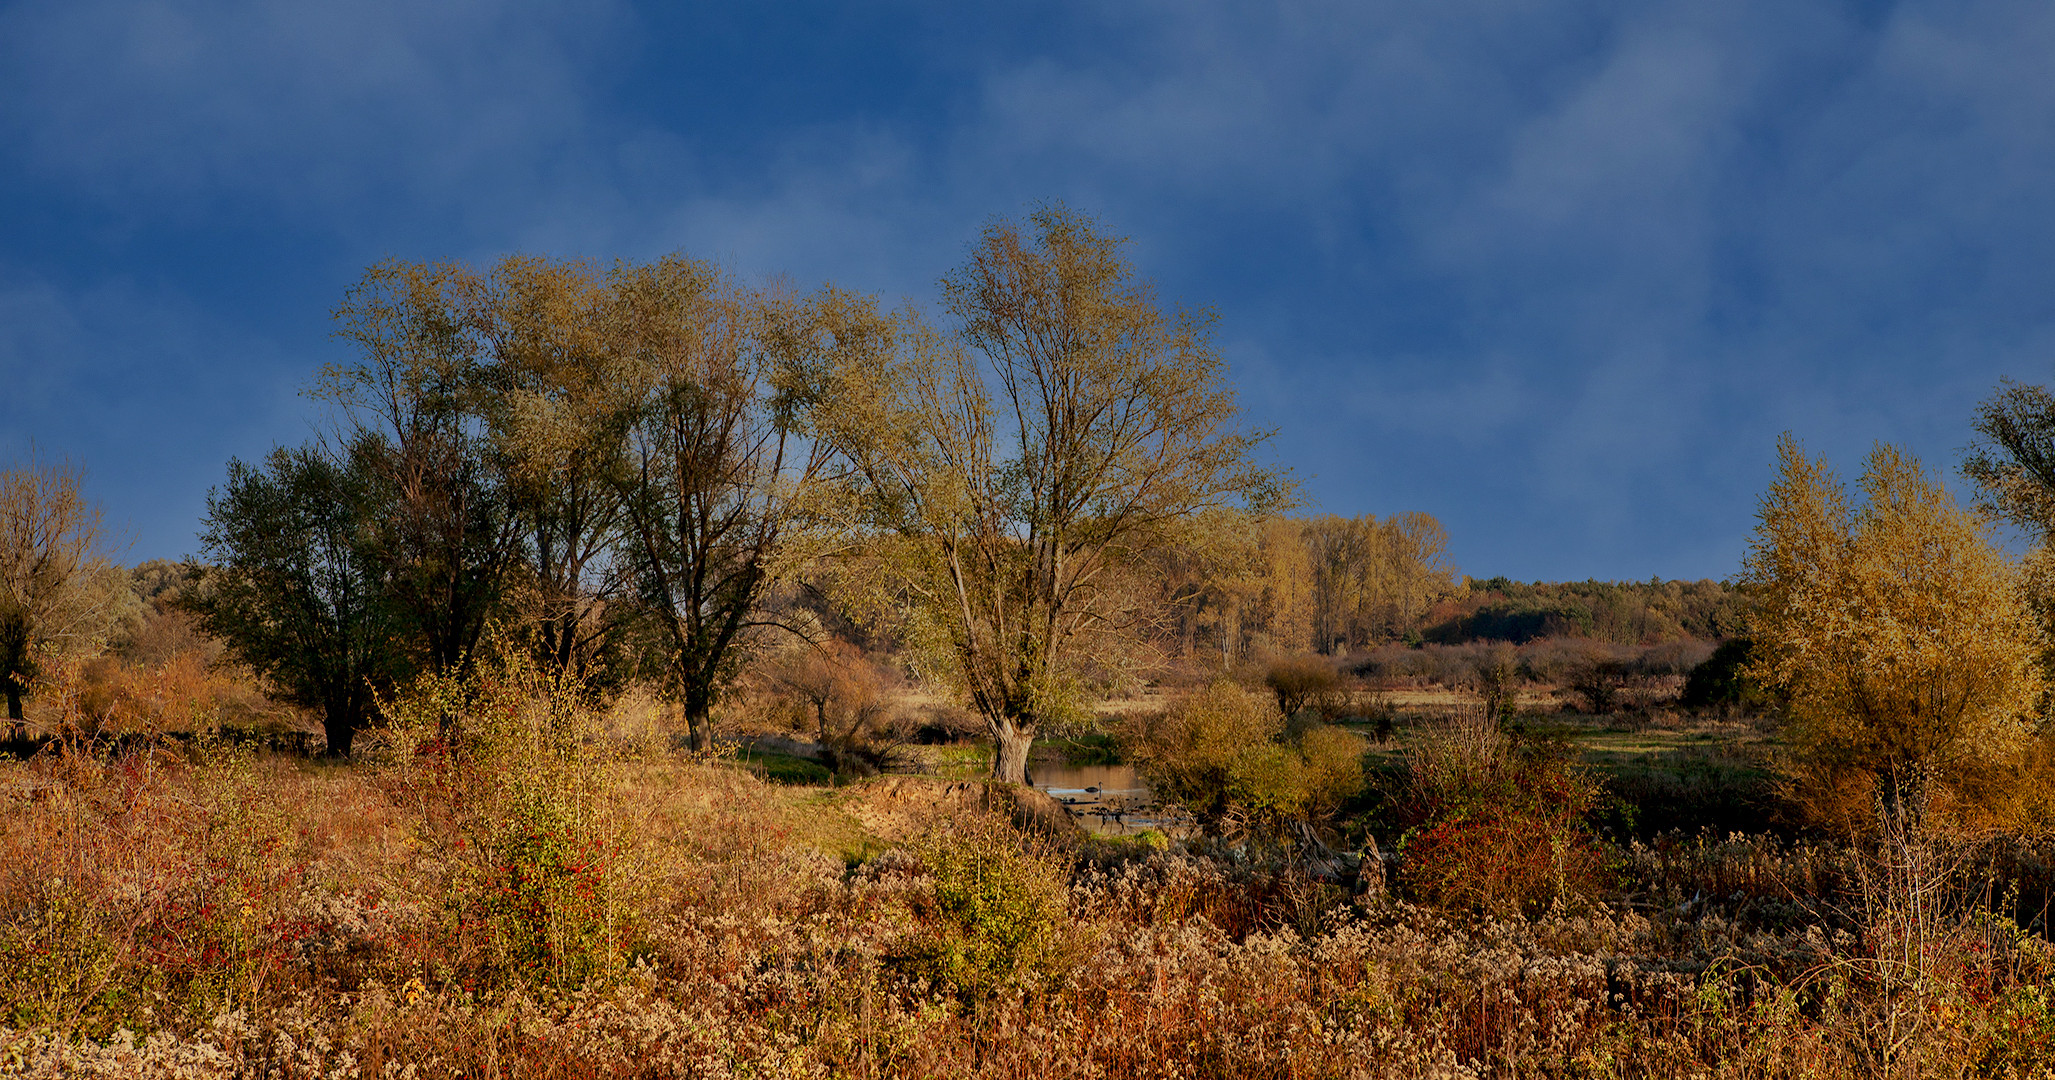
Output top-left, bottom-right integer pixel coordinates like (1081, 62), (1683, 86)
(0, 454), (111, 721)
(469, 256), (639, 685)
(613, 258), (847, 752)
(814, 206), (1288, 784)
(1742, 436), (2044, 825)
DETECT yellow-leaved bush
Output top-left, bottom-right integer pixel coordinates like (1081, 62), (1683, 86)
(1742, 436), (2049, 832)
(370, 645), (642, 990)
(1122, 680), (1363, 836)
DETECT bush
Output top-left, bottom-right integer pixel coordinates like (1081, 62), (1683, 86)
(1263, 656), (1344, 720)
(1469, 641), (1519, 720)
(1123, 681), (1364, 837)
(1681, 637), (1765, 711)
(0, 743), (314, 1035)
(1394, 711), (1611, 916)
(763, 641), (909, 776)
(372, 647), (637, 991)
(1566, 656), (1633, 715)
(910, 818), (1076, 1002)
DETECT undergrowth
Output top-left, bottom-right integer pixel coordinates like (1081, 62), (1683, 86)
(4, 700), (2055, 1076)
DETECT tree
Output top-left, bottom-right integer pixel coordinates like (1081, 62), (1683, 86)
(1963, 379), (2055, 685)
(1304, 513), (1458, 652)
(0, 454), (112, 721)
(467, 255), (640, 686)
(1741, 436), (2044, 824)
(613, 259), (846, 751)
(188, 446), (397, 755)
(1963, 378), (2055, 537)
(817, 206), (1288, 783)
(327, 260), (525, 678)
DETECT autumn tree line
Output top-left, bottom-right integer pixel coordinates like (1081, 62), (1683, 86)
(11, 208), (1311, 781)
(0, 207), (1769, 791)
(23, 202), (2042, 827)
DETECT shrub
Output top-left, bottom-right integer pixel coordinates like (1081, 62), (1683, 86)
(0, 743), (314, 1035)
(763, 641), (908, 776)
(371, 646), (637, 991)
(1263, 655), (1343, 720)
(1394, 711), (1611, 916)
(1566, 655), (1633, 715)
(910, 818), (1075, 1002)
(1681, 638), (1766, 712)
(1469, 641), (1519, 720)
(1123, 681), (1364, 837)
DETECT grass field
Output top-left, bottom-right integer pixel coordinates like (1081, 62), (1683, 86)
(5, 680), (2055, 1077)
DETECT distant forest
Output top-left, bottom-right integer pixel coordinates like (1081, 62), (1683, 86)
(1147, 510), (1740, 661)
(1421, 576), (1742, 646)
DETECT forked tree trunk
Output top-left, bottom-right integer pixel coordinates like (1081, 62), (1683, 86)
(991, 716), (1034, 785)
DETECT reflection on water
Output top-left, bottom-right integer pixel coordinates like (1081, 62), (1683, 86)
(1031, 762), (1187, 835)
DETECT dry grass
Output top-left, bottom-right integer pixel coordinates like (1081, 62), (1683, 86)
(3, 720), (2055, 1076)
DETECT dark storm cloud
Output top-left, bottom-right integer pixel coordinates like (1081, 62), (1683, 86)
(2, 0), (2051, 580)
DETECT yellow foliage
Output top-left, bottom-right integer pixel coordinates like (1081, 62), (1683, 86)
(1742, 436), (2046, 828)
(1122, 681), (1363, 834)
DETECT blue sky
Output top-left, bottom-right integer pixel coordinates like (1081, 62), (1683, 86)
(4, 0), (2053, 581)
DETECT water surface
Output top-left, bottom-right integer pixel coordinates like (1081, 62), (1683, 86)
(1031, 762), (1186, 835)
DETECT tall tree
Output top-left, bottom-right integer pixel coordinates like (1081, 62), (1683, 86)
(188, 446), (396, 755)
(1742, 436), (2044, 825)
(1964, 378), (2055, 537)
(470, 255), (638, 685)
(613, 258), (846, 751)
(1961, 379), (2055, 688)
(327, 260), (524, 677)
(817, 206), (1288, 784)
(0, 454), (111, 721)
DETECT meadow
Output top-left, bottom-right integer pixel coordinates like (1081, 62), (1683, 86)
(5, 655), (2055, 1080)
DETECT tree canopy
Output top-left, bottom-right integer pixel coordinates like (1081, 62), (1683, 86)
(812, 205), (1289, 783)
(1742, 436), (2045, 828)
(0, 453), (113, 721)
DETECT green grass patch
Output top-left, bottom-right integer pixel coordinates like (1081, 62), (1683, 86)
(738, 749), (834, 786)
(910, 743), (993, 780)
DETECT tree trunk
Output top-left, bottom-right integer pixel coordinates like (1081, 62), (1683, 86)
(4, 682), (20, 722)
(991, 716), (1034, 785)
(322, 709), (356, 758)
(684, 705), (711, 753)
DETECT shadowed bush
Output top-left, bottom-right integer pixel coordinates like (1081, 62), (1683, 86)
(1395, 710), (1612, 916)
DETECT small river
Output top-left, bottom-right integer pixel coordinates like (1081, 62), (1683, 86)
(1030, 762), (1187, 835)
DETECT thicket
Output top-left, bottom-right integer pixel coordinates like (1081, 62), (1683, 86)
(1120, 681), (1364, 837)
(1347, 636), (1715, 715)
